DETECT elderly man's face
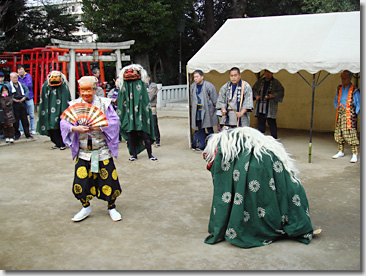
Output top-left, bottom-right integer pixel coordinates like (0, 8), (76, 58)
(10, 74), (18, 84)
(79, 82), (95, 103)
(341, 71), (352, 87)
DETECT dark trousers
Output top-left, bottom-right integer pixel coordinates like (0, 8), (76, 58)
(3, 125), (15, 139)
(196, 120), (214, 149)
(127, 131), (153, 158)
(49, 129), (65, 147)
(13, 102), (30, 138)
(153, 115), (160, 144)
(257, 113), (277, 139)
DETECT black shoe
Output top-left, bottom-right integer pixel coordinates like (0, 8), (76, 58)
(128, 156), (137, 162)
(51, 146), (59, 149)
(149, 156), (158, 161)
(60, 146), (66, 150)
(27, 136), (34, 139)
(15, 136), (20, 141)
(155, 143), (160, 147)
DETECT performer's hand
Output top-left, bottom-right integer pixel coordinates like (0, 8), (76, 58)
(88, 125), (101, 132)
(72, 125), (90, 133)
(237, 109), (247, 118)
(221, 107), (227, 116)
(255, 95), (261, 100)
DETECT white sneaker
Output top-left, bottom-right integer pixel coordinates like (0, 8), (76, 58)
(109, 208), (122, 221)
(9, 138), (14, 143)
(31, 131), (37, 135)
(5, 138), (9, 143)
(20, 131), (24, 136)
(71, 206), (91, 222)
(350, 154), (358, 163)
(332, 151), (345, 159)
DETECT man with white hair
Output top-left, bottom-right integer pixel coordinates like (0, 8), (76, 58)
(60, 76), (122, 222)
(9, 72), (32, 139)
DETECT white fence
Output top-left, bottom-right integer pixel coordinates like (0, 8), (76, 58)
(156, 84), (188, 109)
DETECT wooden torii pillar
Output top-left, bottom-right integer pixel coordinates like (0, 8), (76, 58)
(51, 39), (135, 99)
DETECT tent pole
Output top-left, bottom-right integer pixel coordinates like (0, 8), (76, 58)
(309, 74), (316, 163)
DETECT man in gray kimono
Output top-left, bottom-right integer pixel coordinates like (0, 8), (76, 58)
(253, 70), (284, 139)
(190, 70), (218, 150)
(216, 67), (253, 128)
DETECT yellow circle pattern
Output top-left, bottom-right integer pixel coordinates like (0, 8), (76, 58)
(93, 173), (98, 179)
(75, 157), (79, 165)
(90, 186), (96, 195)
(100, 168), (108, 180)
(76, 166), (88, 179)
(97, 189), (100, 197)
(111, 190), (121, 200)
(88, 169), (92, 178)
(74, 184), (82, 194)
(103, 159), (110, 166)
(112, 169), (118, 180)
(86, 195), (93, 202)
(102, 185), (112, 196)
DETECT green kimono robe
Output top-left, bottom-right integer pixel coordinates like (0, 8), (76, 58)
(204, 128), (314, 248)
(117, 79), (155, 155)
(36, 81), (71, 135)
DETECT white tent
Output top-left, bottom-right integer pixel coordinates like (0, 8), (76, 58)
(186, 11), (360, 162)
(187, 11), (360, 74)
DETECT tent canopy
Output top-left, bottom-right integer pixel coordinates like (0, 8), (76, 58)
(187, 11), (360, 74)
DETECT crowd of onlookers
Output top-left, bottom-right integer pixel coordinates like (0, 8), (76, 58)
(0, 65), (37, 143)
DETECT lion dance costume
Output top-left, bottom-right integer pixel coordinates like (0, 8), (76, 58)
(116, 64), (156, 161)
(203, 127), (315, 248)
(37, 71), (71, 149)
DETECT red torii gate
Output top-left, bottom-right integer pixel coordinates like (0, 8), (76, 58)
(0, 46), (121, 105)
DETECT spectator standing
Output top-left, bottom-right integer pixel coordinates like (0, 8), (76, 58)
(0, 85), (16, 143)
(17, 65), (36, 135)
(146, 74), (161, 147)
(332, 70), (360, 163)
(190, 70), (218, 150)
(92, 67), (107, 97)
(9, 72), (32, 139)
(252, 70), (284, 139)
(216, 67), (253, 128)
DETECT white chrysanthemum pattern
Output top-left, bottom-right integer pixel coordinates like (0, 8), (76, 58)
(306, 207), (310, 217)
(275, 229), (286, 235)
(273, 161), (283, 173)
(303, 233), (313, 241)
(292, 194), (301, 206)
(269, 178), (276, 190)
(233, 169), (240, 182)
(225, 228), (237, 239)
(244, 161), (249, 171)
(234, 193), (243, 205)
(281, 215), (288, 225)
(51, 107), (56, 113)
(243, 211), (250, 222)
(135, 105), (138, 112)
(257, 207), (266, 218)
(56, 99), (61, 105)
(213, 206), (216, 215)
(221, 162), (230, 171)
(249, 180), (260, 192)
(136, 84), (141, 91)
(263, 240), (273, 246)
(222, 192), (231, 203)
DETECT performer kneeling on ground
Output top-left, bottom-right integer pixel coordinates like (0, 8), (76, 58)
(60, 76), (122, 222)
(203, 127), (320, 248)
